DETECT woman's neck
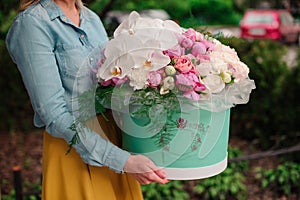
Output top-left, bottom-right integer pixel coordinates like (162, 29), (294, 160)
(54, 0), (77, 9)
(54, 0), (80, 26)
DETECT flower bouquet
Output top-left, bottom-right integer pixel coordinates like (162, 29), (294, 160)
(95, 11), (255, 180)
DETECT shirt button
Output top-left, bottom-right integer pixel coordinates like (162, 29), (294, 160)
(80, 34), (85, 38)
(62, 16), (67, 21)
(89, 57), (94, 65)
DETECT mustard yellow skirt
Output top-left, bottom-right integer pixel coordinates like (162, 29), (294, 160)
(42, 113), (143, 200)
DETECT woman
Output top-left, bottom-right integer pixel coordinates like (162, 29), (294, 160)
(6, 0), (169, 199)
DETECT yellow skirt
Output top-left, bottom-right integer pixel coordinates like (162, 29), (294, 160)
(42, 112), (143, 200)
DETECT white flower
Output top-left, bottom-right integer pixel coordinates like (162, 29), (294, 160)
(202, 74), (225, 93)
(165, 65), (176, 76)
(128, 67), (149, 90)
(160, 76), (175, 94)
(130, 40), (171, 71)
(113, 11), (182, 50)
(196, 61), (212, 77)
(229, 62), (249, 83)
(98, 34), (170, 81)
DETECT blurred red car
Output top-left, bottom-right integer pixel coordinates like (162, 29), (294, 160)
(240, 9), (300, 44)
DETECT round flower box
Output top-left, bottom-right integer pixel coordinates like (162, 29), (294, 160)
(121, 108), (230, 180)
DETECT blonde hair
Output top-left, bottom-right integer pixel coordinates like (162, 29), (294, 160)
(19, 0), (84, 11)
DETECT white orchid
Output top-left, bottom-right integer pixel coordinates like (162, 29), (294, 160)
(97, 34), (139, 80)
(113, 11), (182, 50)
(97, 34), (170, 83)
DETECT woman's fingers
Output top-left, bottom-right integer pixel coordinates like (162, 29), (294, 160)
(123, 155), (170, 184)
(130, 171), (169, 185)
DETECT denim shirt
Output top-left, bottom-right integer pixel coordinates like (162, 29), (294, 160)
(6, 0), (130, 173)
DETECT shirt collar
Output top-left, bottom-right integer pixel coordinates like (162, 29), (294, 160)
(40, 0), (61, 20)
(39, 0), (90, 23)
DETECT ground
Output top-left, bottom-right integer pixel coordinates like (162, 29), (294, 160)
(0, 130), (43, 197)
(0, 130), (298, 199)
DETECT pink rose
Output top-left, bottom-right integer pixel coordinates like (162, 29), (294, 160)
(174, 56), (195, 73)
(148, 71), (162, 87)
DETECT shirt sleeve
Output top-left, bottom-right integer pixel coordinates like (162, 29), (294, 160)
(5, 13), (130, 173)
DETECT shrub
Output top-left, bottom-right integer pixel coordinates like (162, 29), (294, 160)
(255, 162), (300, 196)
(141, 180), (189, 200)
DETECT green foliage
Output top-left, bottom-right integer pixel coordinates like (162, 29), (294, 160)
(193, 146), (248, 200)
(141, 180), (189, 200)
(2, 190), (41, 200)
(0, 10), (17, 40)
(2, 181), (41, 200)
(89, 0), (242, 28)
(255, 162), (300, 196)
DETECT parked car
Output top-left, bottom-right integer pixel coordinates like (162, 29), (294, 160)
(240, 9), (300, 44)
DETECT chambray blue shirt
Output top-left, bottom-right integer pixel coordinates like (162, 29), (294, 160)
(6, 0), (130, 173)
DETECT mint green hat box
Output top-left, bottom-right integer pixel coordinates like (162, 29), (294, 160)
(122, 108), (230, 180)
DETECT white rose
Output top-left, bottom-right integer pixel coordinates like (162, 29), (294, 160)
(196, 61), (212, 76)
(128, 68), (149, 90)
(202, 74), (225, 93)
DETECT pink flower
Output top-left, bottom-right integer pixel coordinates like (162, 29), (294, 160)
(175, 72), (198, 91)
(191, 42), (207, 57)
(101, 77), (128, 86)
(181, 37), (194, 49)
(202, 40), (215, 52)
(100, 79), (112, 86)
(195, 31), (205, 41)
(174, 56), (195, 73)
(112, 77), (128, 86)
(183, 28), (197, 42)
(164, 44), (184, 58)
(176, 72), (206, 100)
(177, 118), (187, 129)
(148, 71), (162, 87)
(184, 91), (201, 101)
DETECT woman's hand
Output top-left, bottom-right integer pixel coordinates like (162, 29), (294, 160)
(123, 155), (169, 185)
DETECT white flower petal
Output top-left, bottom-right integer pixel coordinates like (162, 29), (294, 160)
(128, 68), (149, 90)
(113, 11), (140, 37)
(202, 74), (225, 93)
(98, 54), (135, 80)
